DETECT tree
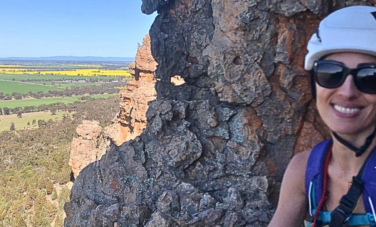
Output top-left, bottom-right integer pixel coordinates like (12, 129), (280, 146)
(10, 122), (15, 131)
(32, 119), (36, 125)
(37, 120), (47, 127)
(14, 94), (22, 100)
(24, 106), (36, 113)
(17, 111), (22, 118)
(50, 107), (57, 115)
(3, 107), (10, 115)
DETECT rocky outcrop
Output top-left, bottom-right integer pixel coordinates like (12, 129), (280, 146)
(69, 35), (157, 178)
(107, 34), (157, 146)
(69, 120), (110, 179)
(65, 1), (372, 226)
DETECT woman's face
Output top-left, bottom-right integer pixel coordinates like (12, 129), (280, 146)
(316, 52), (376, 137)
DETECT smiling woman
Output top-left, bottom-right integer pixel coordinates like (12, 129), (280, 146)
(316, 53), (376, 137)
(269, 5), (376, 227)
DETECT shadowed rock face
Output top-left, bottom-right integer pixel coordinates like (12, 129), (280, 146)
(65, 0), (374, 226)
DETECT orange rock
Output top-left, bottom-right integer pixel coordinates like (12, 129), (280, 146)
(69, 120), (109, 178)
(107, 34), (157, 146)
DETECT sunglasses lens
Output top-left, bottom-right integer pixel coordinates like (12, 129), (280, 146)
(356, 68), (376, 94)
(315, 63), (345, 88)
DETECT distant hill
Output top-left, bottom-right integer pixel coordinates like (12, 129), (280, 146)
(0, 56), (135, 62)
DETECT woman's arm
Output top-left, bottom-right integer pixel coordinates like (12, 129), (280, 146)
(268, 150), (310, 227)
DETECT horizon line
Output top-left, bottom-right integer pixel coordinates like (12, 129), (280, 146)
(0, 56), (135, 58)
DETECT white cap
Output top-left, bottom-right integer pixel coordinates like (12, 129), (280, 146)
(305, 6), (376, 70)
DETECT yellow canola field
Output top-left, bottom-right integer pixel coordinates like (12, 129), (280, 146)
(0, 68), (132, 77)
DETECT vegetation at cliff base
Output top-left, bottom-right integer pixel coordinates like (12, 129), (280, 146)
(0, 96), (119, 226)
(0, 60), (126, 226)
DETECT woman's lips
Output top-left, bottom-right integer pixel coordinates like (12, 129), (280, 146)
(332, 104), (361, 118)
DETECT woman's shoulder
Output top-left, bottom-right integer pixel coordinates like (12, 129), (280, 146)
(282, 149), (313, 195)
(287, 149), (312, 173)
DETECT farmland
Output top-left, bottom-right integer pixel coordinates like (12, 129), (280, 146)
(0, 60), (128, 119)
(0, 62), (132, 77)
(0, 111), (69, 132)
(0, 80), (65, 95)
(0, 60), (131, 95)
(0, 93), (117, 109)
(0, 59), (128, 225)
(0, 73), (114, 81)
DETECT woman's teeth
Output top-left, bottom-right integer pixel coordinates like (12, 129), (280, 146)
(334, 105), (360, 114)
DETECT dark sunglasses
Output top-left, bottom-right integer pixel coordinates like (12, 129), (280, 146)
(313, 60), (376, 94)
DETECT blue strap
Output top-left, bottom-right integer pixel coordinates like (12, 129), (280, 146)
(305, 139), (332, 213)
(362, 147), (376, 219)
(306, 140), (376, 226)
(311, 210), (376, 226)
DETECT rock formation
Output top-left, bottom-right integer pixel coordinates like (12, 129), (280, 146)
(69, 120), (109, 179)
(107, 34), (158, 146)
(69, 35), (157, 178)
(65, 1), (373, 226)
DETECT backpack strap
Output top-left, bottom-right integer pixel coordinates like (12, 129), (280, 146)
(362, 147), (376, 226)
(330, 175), (364, 227)
(330, 145), (376, 227)
(305, 139), (333, 215)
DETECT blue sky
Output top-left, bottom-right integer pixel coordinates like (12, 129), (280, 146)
(0, 0), (156, 58)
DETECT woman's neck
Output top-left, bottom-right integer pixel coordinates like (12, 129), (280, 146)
(331, 133), (376, 176)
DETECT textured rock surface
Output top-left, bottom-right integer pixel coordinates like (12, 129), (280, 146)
(66, 0), (376, 226)
(69, 35), (157, 178)
(69, 120), (110, 178)
(107, 34), (157, 146)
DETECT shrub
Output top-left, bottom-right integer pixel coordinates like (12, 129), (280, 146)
(12, 215), (27, 227)
(51, 188), (57, 200)
(54, 213), (64, 227)
(58, 186), (70, 210)
(32, 206), (50, 227)
(46, 181), (54, 195)
(10, 122), (15, 131)
(46, 201), (57, 222)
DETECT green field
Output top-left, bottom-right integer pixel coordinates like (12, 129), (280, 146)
(41, 81), (101, 87)
(0, 93), (117, 109)
(0, 73), (115, 81)
(0, 80), (65, 95)
(0, 111), (69, 132)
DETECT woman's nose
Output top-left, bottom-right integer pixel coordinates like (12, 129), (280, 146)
(337, 75), (359, 98)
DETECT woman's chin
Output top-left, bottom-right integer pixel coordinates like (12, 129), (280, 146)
(328, 124), (373, 138)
